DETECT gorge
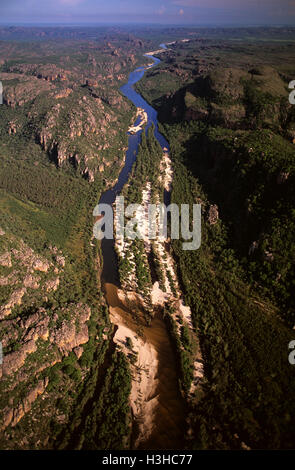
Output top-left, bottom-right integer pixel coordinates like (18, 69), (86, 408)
(99, 43), (194, 449)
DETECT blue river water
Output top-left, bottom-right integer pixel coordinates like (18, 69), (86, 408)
(100, 45), (170, 285)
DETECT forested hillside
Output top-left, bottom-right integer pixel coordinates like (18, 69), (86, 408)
(0, 30), (147, 449)
(1, 25), (295, 451)
(137, 37), (295, 449)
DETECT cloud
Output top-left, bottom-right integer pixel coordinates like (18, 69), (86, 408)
(0, 0), (293, 24)
(173, 0), (209, 5)
(173, 0), (274, 6)
(172, 0), (295, 17)
(156, 5), (166, 15)
(59, 0), (84, 5)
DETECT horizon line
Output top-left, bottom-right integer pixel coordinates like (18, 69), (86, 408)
(0, 22), (295, 27)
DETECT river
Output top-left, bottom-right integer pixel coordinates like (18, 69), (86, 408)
(99, 44), (186, 449)
(100, 44), (170, 286)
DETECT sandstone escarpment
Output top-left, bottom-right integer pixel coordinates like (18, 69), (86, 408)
(0, 38), (140, 183)
(34, 89), (130, 181)
(0, 228), (97, 437)
(0, 73), (53, 107)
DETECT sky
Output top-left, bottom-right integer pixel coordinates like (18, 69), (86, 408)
(0, 0), (294, 25)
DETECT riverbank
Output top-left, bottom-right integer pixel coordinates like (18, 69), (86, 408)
(99, 42), (201, 449)
(105, 283), (186, 449)
(128, 107), (148, 134)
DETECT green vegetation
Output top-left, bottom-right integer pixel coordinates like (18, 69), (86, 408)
(160, 117), (295, 450)
(137, 36), (295, 449)
(2, 24), (295, 451)
(118, 126), (163, 304)
(0, 31), (143, 449)
(122, 125), (163, 203)
(164, 303), (194, 393)
(81, 351), (132, 450)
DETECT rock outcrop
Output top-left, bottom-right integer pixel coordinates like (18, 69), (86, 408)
(207, 204), (219, 225)
(1, 378), (49, 430)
